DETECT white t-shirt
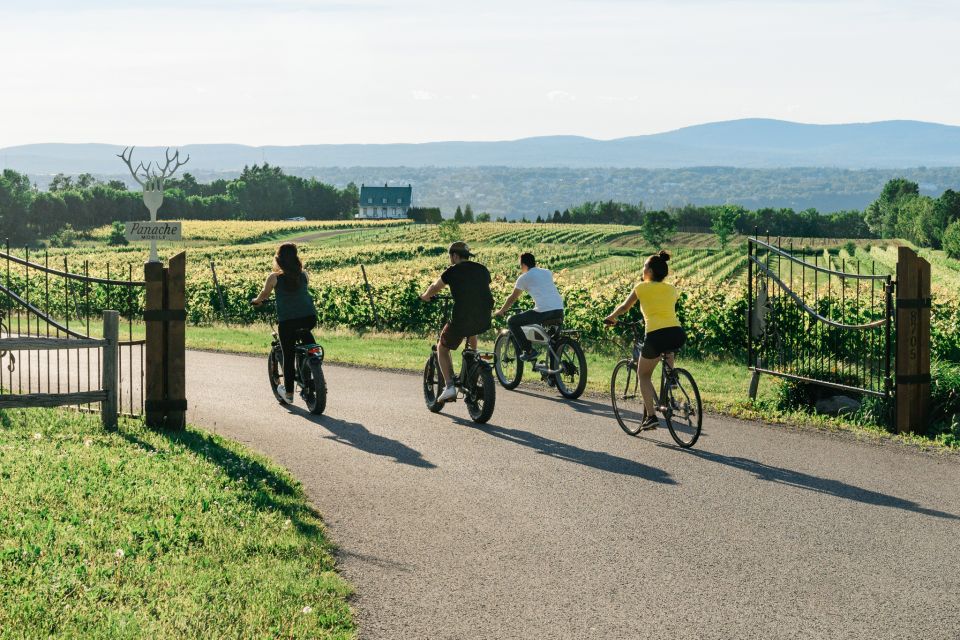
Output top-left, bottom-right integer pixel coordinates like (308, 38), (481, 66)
(515, 267), (564, 312)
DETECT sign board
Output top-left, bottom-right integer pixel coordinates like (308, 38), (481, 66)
(125, 221), (182, 243)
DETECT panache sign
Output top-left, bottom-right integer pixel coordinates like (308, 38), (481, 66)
(125, 221), (183, 242)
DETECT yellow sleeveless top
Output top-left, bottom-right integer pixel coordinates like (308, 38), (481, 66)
(633, 281), (680, 333)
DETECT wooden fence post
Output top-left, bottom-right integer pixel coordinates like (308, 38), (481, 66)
(101, 310), (119, 430)
(144, 261), (165, 429)
(167, 252), (187, 430)
(895, 247), (931, 433)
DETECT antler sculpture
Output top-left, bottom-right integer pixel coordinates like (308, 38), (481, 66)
(116, 146), (190, 188)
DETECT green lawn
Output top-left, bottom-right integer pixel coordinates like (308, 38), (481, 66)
(0, 409), (354, 639)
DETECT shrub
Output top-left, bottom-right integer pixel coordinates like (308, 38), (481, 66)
(107, 221), (128, 246)
(844, 240), (856, 257)
(943, 220), (960, 259)
(49, 223), (78, 248)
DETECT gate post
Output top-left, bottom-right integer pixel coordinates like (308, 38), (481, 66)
(895, 247), (931, 433)
(101, 310), (119, 431)
(144, 261), (165, 429)
(143, 252), (187, 430)
(167, 252), (187, 430)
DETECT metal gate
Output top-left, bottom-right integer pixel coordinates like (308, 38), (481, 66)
(747, 235), (894, 403)
(0, 242), (146, 417)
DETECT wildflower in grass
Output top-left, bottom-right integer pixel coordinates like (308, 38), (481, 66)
(302, 606), (313, 614)
(114, 548), (125, 559)
(33, 433), (41, 440)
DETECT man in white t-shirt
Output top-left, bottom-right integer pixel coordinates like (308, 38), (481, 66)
(494, 252), (564, 361)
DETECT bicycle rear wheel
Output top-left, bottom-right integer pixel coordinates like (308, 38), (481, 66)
(493, 332), (523, 389)
(552, 337), (587, 399)
(610, 359), (644, 435)
(465, 365), (496, 423)
(301, 359), (327, 415)
(663, 367), (702, 448)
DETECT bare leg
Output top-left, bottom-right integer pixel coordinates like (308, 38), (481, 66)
(437, 340), (455, 387)
(637, 356), (660, 416)
(466, 335), (478, 351)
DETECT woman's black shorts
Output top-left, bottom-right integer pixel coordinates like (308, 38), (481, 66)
(641, 326), (686, 359)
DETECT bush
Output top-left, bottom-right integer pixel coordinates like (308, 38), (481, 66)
(943, 220), (960, 259)
(49, 223), (78, 248)
(107, 221), (128, 246)
(844, 240), (856, 257)
(930, 360), (960, 443)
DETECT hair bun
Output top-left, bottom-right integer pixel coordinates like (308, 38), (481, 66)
(657, 250), (671, 262)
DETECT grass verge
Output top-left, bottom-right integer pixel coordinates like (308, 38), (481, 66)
(0, 408), (354, 639)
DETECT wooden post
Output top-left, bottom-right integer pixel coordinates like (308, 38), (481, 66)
(144, 261), (165, 429)
(167, 252), (187, 431)
(895, 247), (931, 433)
(101, 310), (119, 430)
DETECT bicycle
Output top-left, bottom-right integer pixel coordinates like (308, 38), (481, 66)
(493, 315), (587, 399)
(255, 301), (327, 415)
(422, 295), (496, 423)
(609, 321), (702, 447)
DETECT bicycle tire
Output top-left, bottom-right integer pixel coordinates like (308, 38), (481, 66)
(552, 337), (588, 399)
(610, 359), (644, 435)
(423, 353), (445, 413)
(465, 364), (496, 423)
(302, 359), (327, 415)
(267, 347), (287, 405)
(493, 332), (523, 390)
(664, 367), (703, 448)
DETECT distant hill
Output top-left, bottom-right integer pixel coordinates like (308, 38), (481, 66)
(4, 119), (960, 172)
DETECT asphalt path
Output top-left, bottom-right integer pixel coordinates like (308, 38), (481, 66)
(185, 350), (960, 640)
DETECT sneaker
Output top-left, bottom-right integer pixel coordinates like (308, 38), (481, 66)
(640, 414), (659, 430)
(277, 384), (294, 404)
(519, 349), (539, 362)
(437, 384), (457, 403)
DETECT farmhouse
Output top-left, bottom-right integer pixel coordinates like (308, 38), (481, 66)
(358, 183), (412, 219)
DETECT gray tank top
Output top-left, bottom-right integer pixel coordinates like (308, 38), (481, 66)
(275, 272), (317, 322)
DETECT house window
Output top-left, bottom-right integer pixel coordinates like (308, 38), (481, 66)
(367, 198), (372, 204)
(382, 207), (387, 215)
(397, 198), (402, 204)
(382, 198), (387, 204)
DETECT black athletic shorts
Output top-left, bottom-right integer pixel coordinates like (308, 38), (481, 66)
(641, 326), (686, 359)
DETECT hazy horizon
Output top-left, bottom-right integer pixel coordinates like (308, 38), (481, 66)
(2, 1), (958, 147)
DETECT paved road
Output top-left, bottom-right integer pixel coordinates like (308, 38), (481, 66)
(185, 351), (960, 640)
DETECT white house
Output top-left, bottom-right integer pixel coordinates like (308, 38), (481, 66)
(357, 183), (412, 219)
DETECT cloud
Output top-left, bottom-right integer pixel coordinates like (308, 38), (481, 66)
(411, 90), (438, 101)
(546, 90), (576, 103)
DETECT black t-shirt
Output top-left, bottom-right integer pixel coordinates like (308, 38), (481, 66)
(441, 261), (494, 335)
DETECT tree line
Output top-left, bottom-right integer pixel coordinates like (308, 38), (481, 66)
(0, 164), (358, 244)
(862, 178), (960, 257)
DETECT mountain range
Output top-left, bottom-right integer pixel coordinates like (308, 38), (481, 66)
(3, 119), (960, 174)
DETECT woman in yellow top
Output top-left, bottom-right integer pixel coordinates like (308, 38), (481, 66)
(604, 250), (686, 430)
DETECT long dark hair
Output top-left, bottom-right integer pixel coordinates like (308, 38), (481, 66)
(644, 250), (671, 282)
(274, 243), (304, 290)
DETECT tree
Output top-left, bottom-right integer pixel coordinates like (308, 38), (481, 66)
(536, 215), (543, 223)
(48, 173), (73, 192)
(476, 212), (491, 222)
(107, 221), (129, 246)
(463, 204), (474, 223)
(438, 219), (461, 243)
(641, 210), (677, 249)
(75, 173), (98, 189)
(710, 205), (741, 249)
(0, 169), (34, 242)
(943, 220), (960, 259)
(106, 180), (128, 191)
(454, 206), (464, 223)
(552, 210), (562, 223)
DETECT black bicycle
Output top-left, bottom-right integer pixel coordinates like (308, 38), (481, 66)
(493, 317), (587, 399)
(256, 302), (327, 415)
(422, 295), (496, 423)
(609, 321), (702, 447)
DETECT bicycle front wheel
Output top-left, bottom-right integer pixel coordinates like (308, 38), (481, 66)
(664, 367), (703, 448)
(610, 359), (644, 435)
(465, 364), (496, 424)
(493, 332), (523, 389)
(423, 353), (445, 413)
(267, 346), (287, 405)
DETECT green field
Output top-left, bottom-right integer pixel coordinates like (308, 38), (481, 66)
(0, 408), (354, 639)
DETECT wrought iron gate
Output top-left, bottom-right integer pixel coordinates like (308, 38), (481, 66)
(0, 242), (146, 417)
(747, 235), (894, 402)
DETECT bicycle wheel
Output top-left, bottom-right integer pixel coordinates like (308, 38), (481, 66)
(493, 332), (523, 390)
(663, 367), (702, 448)
(552, 337), (588, 399)
(300, 359), (327, 415)
(610, 359), (644, 435)
(267, 346), (287, 405)
(423, 353), (445, 413)
(465, 364), (496, 423)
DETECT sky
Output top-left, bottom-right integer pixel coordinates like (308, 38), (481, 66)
(1, 0), (958, 146)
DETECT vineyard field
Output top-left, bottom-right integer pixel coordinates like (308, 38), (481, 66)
(12, 220), (960, 363)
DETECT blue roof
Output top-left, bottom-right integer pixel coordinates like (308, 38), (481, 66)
(360, 184), (412, 207)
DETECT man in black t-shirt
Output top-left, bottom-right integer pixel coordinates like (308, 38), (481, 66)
(420, 241), (494, 402)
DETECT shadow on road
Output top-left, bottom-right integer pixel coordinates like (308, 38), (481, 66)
(510, 388), (618, 420)
(454, 417), (675, 484)
(678, 447), (959, 520)
(288, 406), (436, 469)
